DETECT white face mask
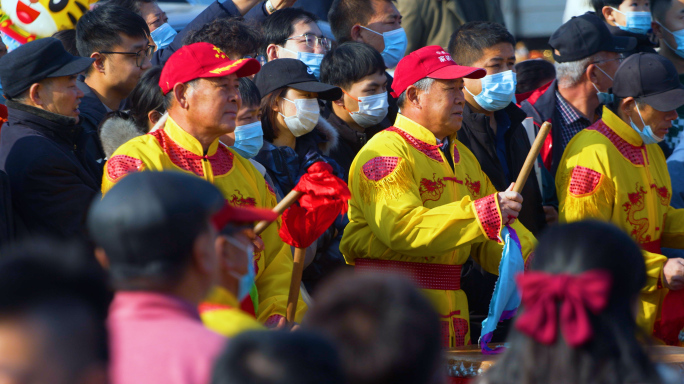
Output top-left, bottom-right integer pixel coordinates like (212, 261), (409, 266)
(345, 91), (389, 128)
(279, 97), (319, 137)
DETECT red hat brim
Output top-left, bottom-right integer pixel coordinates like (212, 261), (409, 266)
(428, 65), (486, 81)
(211, 202), (278, 231)
(198, 57), (261, 81)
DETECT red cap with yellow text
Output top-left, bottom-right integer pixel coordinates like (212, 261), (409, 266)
(390, 45), (486, 98)
(159, 42), (261, 94)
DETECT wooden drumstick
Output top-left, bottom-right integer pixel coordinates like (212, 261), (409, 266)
(253, 190), (303, 235)
(513, 122), (551, 194)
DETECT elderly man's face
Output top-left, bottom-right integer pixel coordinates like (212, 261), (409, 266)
(419, 78), (466, 138)
(186, 75), (241, 135)
(628, 101), (679, 139)
(37, 75), (84, 121)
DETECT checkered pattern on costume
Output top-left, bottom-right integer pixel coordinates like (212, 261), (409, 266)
(555, 91), (592, 149)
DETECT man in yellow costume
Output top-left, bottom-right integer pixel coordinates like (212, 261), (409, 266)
(340, 45), (536, 348)
(102, 42), (307, 326)
(557, 53), (684, 344)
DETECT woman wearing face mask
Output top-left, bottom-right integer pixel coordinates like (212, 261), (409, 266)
(254, 58), (347, 293)
(557, 53), (684, 345)
(592, 0), (656, 56)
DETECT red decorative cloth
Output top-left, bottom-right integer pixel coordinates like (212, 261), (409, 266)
(515, 270), (612, 347)
(279, 162), (351, 248)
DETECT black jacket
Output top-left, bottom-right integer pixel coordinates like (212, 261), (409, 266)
(321, 102), (389, 176)
(76, 77), (107, 162)
(458, 103), (546, 236)
(0, 100), (102, 239)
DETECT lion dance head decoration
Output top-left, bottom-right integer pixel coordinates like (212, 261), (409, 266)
(0, 0), (96, 51)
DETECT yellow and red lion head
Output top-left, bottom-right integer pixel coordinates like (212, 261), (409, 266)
(0, 0), (96, 47)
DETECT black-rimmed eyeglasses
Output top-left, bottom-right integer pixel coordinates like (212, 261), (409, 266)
(99, 45), (154, 68)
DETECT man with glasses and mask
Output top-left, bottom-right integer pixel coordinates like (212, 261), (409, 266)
(76, 4), (153, 162)
(520, 12), (636, 177)
(262, 8), (331, 79)
(328, 0), (405, 123)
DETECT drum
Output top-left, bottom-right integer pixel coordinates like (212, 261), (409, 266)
(444, 345), (684, 383)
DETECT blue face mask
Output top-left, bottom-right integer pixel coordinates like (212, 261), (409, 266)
(657, 22), (684, 59)
(630, 102), (664, 144)
(361, 26), (408, 68)
(150, 23), (177, 50)
(227, 238), (256, 302)
(232, 121), (264, 159)
(465, 70), (517, 112)
(611, 8), (652, 34)
(282, 47), (324, 79)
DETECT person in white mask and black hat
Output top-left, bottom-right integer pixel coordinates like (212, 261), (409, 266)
(253, 58), (346, 293)
(319, 42), (391, 175)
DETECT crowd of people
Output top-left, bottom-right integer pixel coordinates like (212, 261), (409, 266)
(2, 0), (684, 383)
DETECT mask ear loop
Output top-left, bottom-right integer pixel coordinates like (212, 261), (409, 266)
(635, 101), (648, 128)
(341, 89), (361, 114)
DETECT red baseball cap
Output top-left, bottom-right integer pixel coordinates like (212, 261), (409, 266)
(159, 42), (261, 95)
(390, 45), (486, 98)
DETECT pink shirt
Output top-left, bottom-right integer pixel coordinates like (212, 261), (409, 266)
(108, 291), (226, 384)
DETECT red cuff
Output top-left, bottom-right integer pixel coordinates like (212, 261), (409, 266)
(474, 194), (502, 242)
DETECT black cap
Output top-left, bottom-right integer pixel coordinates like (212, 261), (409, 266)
(613, 53), (684, 112)
(253, 58), (342, 101)
(87, 171), (225, 276)
(549, 12), (637, 63)
(0, 37), (94, 99)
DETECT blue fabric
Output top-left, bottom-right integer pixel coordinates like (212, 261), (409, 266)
(493, 109), (511, 184)
(480, 225), (524, 353)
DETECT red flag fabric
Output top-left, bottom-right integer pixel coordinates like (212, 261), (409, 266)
(279, 162), (351, 248)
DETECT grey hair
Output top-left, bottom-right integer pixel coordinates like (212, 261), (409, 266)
(163, 78), (200, 110)
(554, 53), (606, 89)
(397, 77), (435, 109)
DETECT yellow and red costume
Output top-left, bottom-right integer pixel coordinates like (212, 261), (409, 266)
(557, 106), (684, 340)
(341, 114), (536, 348)
(102, 116), (307, 325)
(199, 287), (265, 337)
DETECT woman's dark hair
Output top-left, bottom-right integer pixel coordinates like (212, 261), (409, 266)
(128, 66), (164, 131)
(260, 87), (288, 143)
(52, 29), (79, 56)
(480, 220), (660, 384)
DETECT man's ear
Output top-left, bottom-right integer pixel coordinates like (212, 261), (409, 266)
(94, 247), (110, 270)
(350, 24), (364, 42)
(602, 6), (616, 24)
(266, 44), (279, 61)
(620, 96), (636, 117)
(406, 85), (421, 108)
(90, 52), (106, 74)
(652, 21), (664, 39)
(28, 83), (43, 106)
(586, 63), (599, 84)
(333, 95), (345, 108)
(148, 110), (162, 125)
(173, 82), (190, 109)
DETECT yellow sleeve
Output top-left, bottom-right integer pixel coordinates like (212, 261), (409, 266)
(662, 205), (684, 249)
(253, 177), (308, 324)
(557, 146), (614, 223)
(349, 139), (512, 258)
(101, 140), (156, 194)
(641, 250), (668, 293)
